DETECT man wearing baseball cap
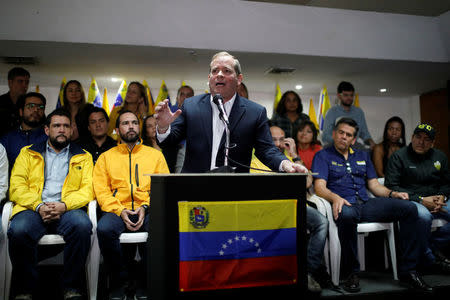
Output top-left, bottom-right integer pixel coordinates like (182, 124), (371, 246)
(385, 123), (450, 275)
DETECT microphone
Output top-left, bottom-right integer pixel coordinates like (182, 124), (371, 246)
(212, 94), (230, 127)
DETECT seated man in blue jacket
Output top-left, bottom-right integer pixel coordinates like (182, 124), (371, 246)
(0, 92), (47, 172)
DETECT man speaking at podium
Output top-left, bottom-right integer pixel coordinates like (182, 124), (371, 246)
(155, 51), (307, 174)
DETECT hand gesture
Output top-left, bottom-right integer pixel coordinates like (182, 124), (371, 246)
(121, 207), (145, 231)
(154, 99), (182, 133)
(332, 197), (352, 220)
(281, 160), (308, 173)
(283, 138), (297, 158)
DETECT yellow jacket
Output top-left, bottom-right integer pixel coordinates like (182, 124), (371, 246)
(9, 141), (94, 218)
(93, 142), (169, 216)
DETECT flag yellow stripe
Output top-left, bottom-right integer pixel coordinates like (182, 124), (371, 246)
(179, 199), (297, 232)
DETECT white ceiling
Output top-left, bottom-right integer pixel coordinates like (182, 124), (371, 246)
(0, 1), (449, 98)
(247, 0), (450, 17)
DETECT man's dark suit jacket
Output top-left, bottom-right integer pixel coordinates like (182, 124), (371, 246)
(159, 93), (286, 173)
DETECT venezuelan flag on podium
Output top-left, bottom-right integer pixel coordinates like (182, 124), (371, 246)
(178, 199), (298, 292)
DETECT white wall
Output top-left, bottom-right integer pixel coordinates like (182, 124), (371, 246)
(1, 0), (448, 62)
(0, 83), (421, 145)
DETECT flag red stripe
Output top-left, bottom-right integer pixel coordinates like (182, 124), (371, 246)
(179, 255), (297, 292)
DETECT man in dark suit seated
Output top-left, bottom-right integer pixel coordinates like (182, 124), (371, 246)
(154, 51), (307, 174)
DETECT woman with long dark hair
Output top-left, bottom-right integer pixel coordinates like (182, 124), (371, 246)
(295, 120), (322, 170)
(62, 80), (87, 141)
(271, 90), (310, 138)
(372, 116), (406, 177)
(107, 81), (149, 140)
(142, 114), (161, 151)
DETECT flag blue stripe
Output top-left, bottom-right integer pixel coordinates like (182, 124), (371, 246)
(179, 228), (296, 261)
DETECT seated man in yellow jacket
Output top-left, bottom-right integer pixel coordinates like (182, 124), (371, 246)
(8, 108), (94, 300)
(93, 110), (169, 300)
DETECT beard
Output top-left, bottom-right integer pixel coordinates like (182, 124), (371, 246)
(120, 130), (139, 143)
(49, 135), (70, 150)
(23, 117), (44, 129)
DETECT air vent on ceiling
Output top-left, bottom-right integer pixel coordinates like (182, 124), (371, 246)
(2, 56), (38, 65)
(265, 67), (296, 75)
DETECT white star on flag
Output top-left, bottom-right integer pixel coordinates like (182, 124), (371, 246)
(219, 250), (224, 256)
(249, 238), (254, 243)
(255, 242), (259, 247)
(235, 236), (240, 241)
(222, 244), (227, 249)
(242, 236), (247, 241)
(228, 239), (233, 244)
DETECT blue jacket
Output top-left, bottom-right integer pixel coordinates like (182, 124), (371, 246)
(0, 126), (47, 171)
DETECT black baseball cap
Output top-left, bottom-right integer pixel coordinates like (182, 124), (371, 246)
(413, 123), (435, 140)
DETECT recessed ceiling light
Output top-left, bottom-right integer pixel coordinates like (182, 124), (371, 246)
(111, 77), (121, 82)
(380, 88), (387, 93)
(295, 85), (303, 90)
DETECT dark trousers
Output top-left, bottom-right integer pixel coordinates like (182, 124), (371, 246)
(96, 212), (149, 288)
(335, 197), (425, 277)
(7, 209), (92, 294)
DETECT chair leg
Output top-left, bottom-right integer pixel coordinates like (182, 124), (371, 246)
(87, 235), (100, 300)
(387, 226), (398, 280)
(5, 243), (11, 300)
(323, 239), (330, 274)
(0, 236), (5, 300)
(329, 235), (341, 286)
(357, 234), (365, 271)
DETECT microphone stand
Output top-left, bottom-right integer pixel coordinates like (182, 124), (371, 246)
(210, 111), (236, 173)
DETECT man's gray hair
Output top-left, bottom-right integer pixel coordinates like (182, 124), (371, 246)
(210, 51), (242, 75)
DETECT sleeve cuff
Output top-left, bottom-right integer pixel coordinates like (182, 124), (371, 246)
(156, 125), (171, 142)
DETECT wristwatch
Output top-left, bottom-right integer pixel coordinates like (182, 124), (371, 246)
(292, 157), (301, 163)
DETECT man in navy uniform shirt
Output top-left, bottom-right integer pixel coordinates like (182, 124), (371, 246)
(312, 117), (431, 293)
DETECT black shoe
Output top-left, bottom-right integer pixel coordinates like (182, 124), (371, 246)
(431, 259), (450, 274)
(433, 248), (450, 264)
(134, 288), (148, 300)
(311, 267), (334, 289)
(109, 285), (127, 300)
(307, 273), (322, 293)
(343, 273), (360, 293)
(399, 271), (433, 293)
(63, 289), (83, 300)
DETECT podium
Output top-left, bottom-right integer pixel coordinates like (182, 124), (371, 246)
(148, 173), (307, 300)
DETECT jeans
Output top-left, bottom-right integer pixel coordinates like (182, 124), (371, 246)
(306, 206), (329, 273)
(411, 201), (450, 264)
(334, 197), (424, 277)
(7, 209), (92, 294)
(97, 212), (149, 287)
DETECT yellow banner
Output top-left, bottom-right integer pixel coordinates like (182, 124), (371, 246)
(178, 199), (297, 232)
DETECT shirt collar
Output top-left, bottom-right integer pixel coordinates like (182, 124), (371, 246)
(46, 141), (70, 154)
(210, 93), (237, 110)
(331, 144), (354, 158)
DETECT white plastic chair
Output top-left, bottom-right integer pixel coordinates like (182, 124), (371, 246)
(1, 200), (99, 300)
(309, 194), (398, 286)
(1, 203), (7, 300)
(88, 207), (148, 294)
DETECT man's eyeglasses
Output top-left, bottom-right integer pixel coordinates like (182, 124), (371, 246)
(25, 103), (45, 110)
